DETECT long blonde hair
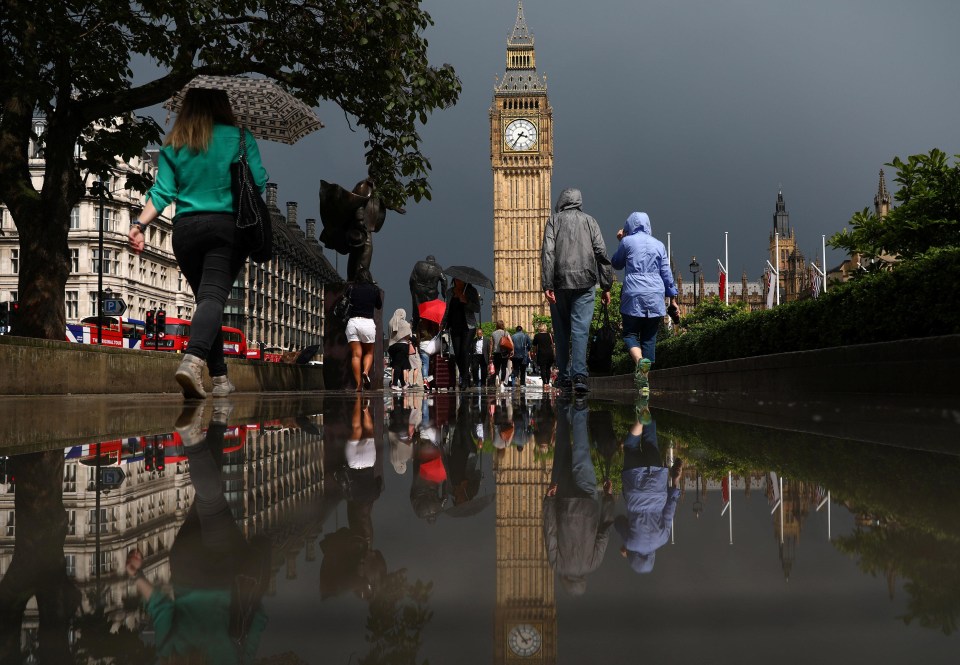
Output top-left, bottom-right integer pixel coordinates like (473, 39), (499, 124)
(164, 88), (236, 153)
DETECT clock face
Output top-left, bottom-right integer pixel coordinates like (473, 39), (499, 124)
(504, 118), (538, 151)
(508, 623), (541, 657)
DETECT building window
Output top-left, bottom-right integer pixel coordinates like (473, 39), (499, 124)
(89, 292), (98, 317)
(70, 248), (79, 273)
(69, 206), (80, 230)
(91, 249), (117, 275)
(10, 249), (18, 274)
(65, 554), (76, 578)
(66, 291), (79, 320)
(95, 207), (116, 232)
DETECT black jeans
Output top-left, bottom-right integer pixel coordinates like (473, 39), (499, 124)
(172, 214), (247, 377)
(450, 327), (474, 387)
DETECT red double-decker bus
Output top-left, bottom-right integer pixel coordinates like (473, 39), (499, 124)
(142, 316), (191, 352)
(222, 326), (248, 357)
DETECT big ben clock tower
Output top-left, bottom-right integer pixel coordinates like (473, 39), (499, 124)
(491, 0), (554, 329)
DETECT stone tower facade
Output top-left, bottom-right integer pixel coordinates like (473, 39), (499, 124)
(494, 446), (557, 665)
(490, 1), (554, 329)
(768, 190), (808, 304)
(874, 169), (892, 218)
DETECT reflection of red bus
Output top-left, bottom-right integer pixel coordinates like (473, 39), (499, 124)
(222, 326), (248, 357)
(142, 316), (191, 352)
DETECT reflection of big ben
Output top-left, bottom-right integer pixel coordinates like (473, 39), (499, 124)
(491, 0), (554, 329)
(494, 443), (556, 664)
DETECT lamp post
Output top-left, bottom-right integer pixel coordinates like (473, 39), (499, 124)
(689, 256), (701, 307)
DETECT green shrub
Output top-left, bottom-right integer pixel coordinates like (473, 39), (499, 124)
(655, 247), (960, 369)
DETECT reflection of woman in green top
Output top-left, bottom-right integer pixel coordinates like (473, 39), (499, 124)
(126, 408), (269, 664)
(128, 88), (268, 399)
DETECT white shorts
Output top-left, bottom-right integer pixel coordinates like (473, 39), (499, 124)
(346, 317), (376, 343)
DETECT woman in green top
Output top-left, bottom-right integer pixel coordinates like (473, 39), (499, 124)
(128, 88), (268, 398)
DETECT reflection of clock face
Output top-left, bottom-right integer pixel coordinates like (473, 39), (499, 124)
(508, 623), (542, 657)
(504, 118), (538, 151)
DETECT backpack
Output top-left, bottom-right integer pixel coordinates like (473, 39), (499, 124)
(587, 303), (617, 373)
(498, 331), (514, 354)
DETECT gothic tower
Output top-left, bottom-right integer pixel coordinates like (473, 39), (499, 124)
(493, 445), (557, 665)
(874, 169), (892, 218)
(769, 190), (807, 303)
(491, 0), (554, 329)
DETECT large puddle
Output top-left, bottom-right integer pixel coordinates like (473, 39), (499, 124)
(1, 390), (958, 663)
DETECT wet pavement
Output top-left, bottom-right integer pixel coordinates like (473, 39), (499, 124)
(1, 388), (959, 664)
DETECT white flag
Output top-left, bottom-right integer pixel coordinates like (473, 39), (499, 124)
(811, 272), (822, 299)
(766, 271), (776, 309)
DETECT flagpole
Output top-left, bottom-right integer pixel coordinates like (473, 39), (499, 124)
(775, 232), (781, 305)
(724, 232), (729, 305)
(822, 234), (827, 293)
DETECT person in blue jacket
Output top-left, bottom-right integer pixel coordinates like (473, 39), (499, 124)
(610, 212), (678, 395)
(614, 410), (683, 574)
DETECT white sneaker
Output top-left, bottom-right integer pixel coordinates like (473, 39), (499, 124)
(424, 375), (434, 384)
(391, 384), (403, 392)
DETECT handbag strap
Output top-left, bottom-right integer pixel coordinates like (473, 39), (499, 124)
(601, 301), (610, 327)
(238, 126), (248, 161)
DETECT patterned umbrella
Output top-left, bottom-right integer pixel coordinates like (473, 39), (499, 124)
(163, 75), (324, 144)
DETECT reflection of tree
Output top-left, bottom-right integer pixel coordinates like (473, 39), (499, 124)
(835, 526), (960, 635)
(359, 569), (433, 665)
(0, 451), (79, 664)
(653, 407), (960, 635)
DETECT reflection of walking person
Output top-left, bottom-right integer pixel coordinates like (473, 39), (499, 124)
(542, 398), (614, 596)
(126, 402), (269, 662)
(129, 88), (268, 399)
(614, 410), (682, 574)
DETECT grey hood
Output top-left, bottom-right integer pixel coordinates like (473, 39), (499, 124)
(555, 188), (582, 213)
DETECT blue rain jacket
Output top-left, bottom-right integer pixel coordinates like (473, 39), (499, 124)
(610, 212), (678, 318)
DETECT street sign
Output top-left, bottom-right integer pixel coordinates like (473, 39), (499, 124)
(101, 298), (127, 316)
(99, 466), (126, 490)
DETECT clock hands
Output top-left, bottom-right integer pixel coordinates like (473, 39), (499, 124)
(511, 131), (527, 147)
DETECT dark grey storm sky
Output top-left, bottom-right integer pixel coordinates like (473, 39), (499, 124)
(167, 1), (960, 321)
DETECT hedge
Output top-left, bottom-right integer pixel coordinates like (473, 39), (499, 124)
(654, 247), (960, 369)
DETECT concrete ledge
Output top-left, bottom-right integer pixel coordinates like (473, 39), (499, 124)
(0, 335), (324, 395)
(588, 334), (960, 397)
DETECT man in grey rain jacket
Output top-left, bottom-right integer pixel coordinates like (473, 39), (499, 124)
(541, 189), (613, 393)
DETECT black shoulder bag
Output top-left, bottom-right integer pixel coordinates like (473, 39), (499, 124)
(332, 285), (353, 323)
(231, 127), (273, 263)
(588, 302), (617, 373)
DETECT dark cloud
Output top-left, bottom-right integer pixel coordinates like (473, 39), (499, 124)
(229, 1), (960, 321)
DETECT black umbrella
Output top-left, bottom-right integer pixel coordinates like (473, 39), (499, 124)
(441, 492), (495, 518)
(444, 265), (494, 290)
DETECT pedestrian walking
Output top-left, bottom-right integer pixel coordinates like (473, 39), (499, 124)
(611, 212), (678, 395)
(470, 327), (490, 388)
(531, 323), (555, 388)
(387, 309), (413, 392)
(442, 278), (481, 390)
(490, 320), (513, 388)
(540, 188), (613, 394)
(129, 88), (268, 398)
(346, 268), (383, 391)
(510, 324), (531, 387)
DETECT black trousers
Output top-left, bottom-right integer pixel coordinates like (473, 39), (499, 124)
(172, 214), (248, 377)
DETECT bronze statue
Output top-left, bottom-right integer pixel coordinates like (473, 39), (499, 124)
(318, 178), (403, 280)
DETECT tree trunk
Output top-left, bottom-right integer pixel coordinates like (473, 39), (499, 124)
(11, 113), (82, 340)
